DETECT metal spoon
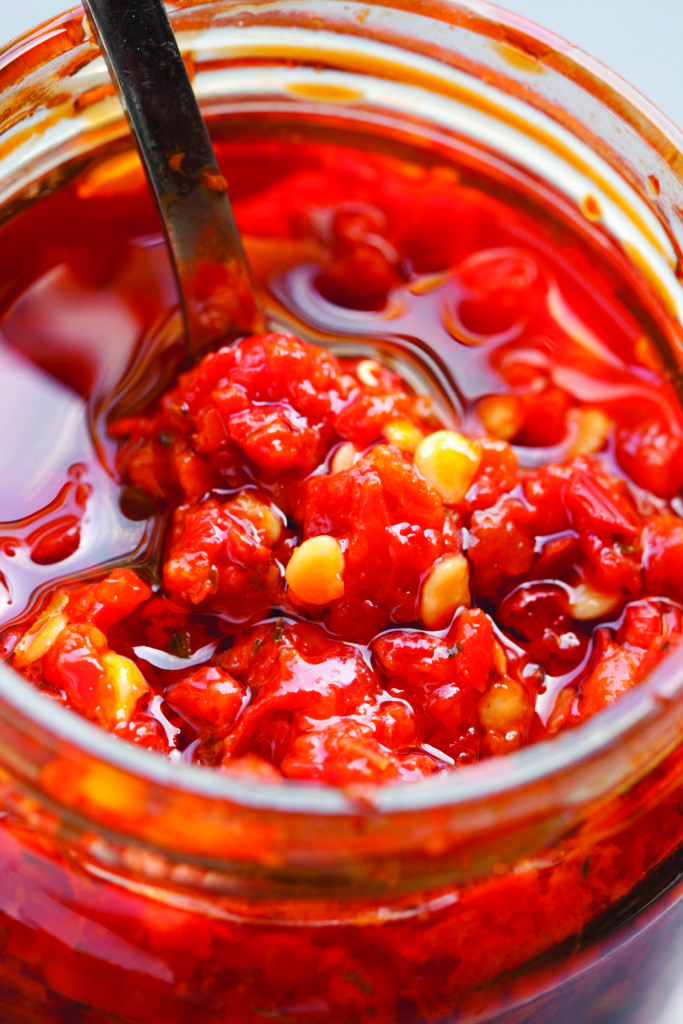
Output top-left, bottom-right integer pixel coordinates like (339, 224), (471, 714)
(82, 0), (266, 357)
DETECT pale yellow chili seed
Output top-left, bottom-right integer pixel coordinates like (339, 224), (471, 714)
(492, 641), (508, 677)
(478, 678), (530, 733)
(286, 535), (345, 605)
(101, 652), (150, 725)
(233, 491), (282, 546)
(478, 395), (523, 441)
(420, 553), (470, 629)
(356, 359), (381, 387)
(13, 592), (70, 668)
(414, 430), (482, 505)
(383, 419), (424, 453)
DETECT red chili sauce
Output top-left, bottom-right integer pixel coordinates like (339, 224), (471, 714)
(1, 139), (683, 786)
(1, 138), (683, 1024)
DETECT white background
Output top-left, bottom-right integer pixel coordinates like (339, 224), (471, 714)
(1, 2), (683, 1022)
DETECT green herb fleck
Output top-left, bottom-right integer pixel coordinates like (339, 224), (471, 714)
(447, 642), (463, 659)
(273, 619), (285, 644)
(169, 630), (191, 660)
(252, 637), (264, 657)
(159, 431), (175, 447)
(344, 970), (374, 996)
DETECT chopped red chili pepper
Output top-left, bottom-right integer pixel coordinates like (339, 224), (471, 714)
(2, 133), (683, 1024)
(3, 140), (683, 787)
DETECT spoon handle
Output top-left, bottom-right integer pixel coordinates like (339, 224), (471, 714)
(82, 0), (265, 355)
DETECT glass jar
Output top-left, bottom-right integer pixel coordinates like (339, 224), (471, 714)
(2, 2), (683, 1022)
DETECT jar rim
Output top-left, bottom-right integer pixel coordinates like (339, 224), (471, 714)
(2, 641), (683, 816)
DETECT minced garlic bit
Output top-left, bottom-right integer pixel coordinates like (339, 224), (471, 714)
(330, 442), (357, 475)
(383, 418), (424, 453)
(568, 581), (621, 621)
(567, 408), (611, 458)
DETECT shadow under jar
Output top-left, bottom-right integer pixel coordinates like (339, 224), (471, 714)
(2, 1), (683, 1022)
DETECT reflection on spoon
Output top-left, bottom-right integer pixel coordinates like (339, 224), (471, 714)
(82, 0), (266, 357)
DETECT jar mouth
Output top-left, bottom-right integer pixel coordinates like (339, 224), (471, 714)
(2, 0), (683, 837)
(2, 638), (683, 816)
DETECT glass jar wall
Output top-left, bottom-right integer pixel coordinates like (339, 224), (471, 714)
(2, 2), (683, 1022)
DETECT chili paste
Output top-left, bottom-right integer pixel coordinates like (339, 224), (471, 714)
(2, 140), (683, 786)
(1, 137), (683, 1024)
